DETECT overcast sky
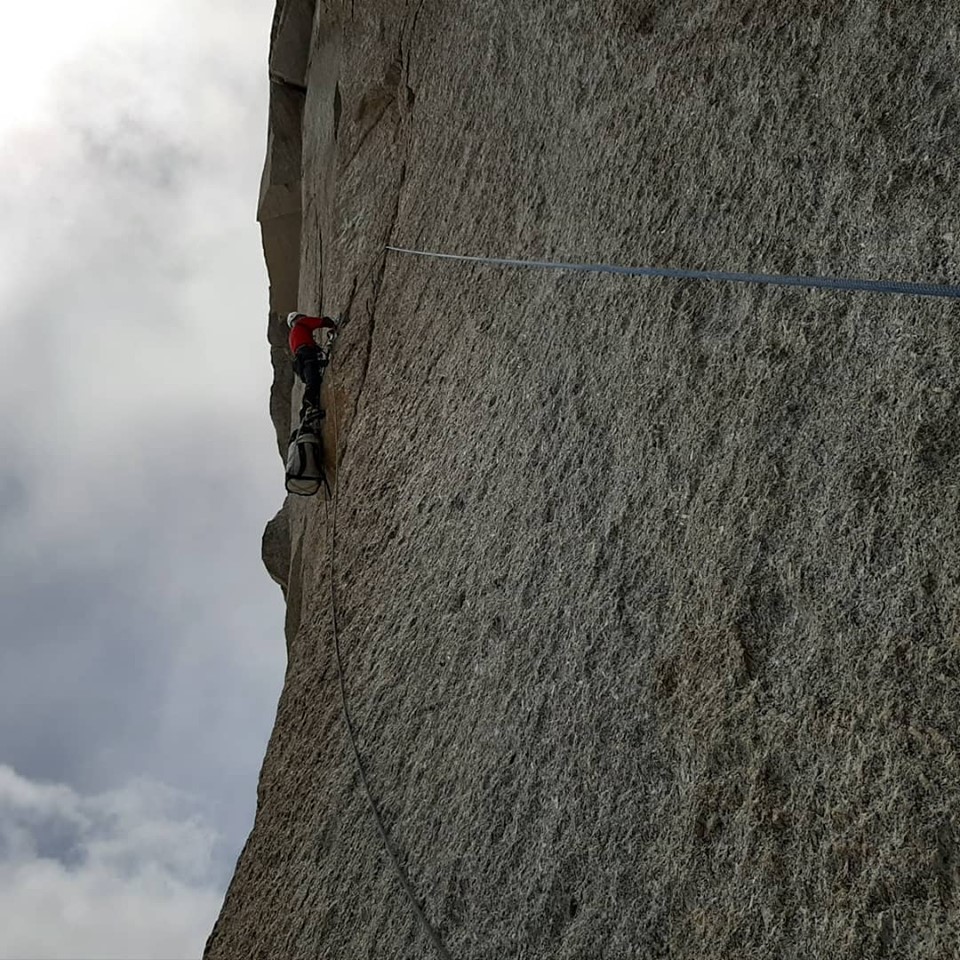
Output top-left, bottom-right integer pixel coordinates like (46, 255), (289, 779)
(0, 1), (287, 956)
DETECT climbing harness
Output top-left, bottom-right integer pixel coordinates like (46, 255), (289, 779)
(386, 245), (960, 300)
(324, 358), (454, 960)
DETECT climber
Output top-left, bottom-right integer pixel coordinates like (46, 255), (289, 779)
(285, 311), (338, 498)
(287, 311), (338, 419)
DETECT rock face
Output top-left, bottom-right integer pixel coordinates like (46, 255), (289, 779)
(208, 2), (960, 957)
(259, 0), (314, 454)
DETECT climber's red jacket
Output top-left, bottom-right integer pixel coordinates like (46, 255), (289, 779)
(289, 314), (336, 353)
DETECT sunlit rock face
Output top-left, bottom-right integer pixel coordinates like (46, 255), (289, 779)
(208, 2), (960, 957)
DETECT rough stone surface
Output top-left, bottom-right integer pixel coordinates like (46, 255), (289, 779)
(259, 81), (305, 334)
(208, 1), (960, 957)
(267, 329), (294, 457)
(260, 14), (313, 451)
(262, 507), (292, 596)
(269, 0), (317, 87)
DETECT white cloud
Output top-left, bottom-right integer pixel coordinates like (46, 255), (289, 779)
(0, 4), (283, 955)
(0, 2), (159, 131)
(0, 765), (224, 960)
(0, 0), (267, 134)
(0, 0), (278, 554)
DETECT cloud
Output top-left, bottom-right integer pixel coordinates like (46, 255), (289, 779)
(0, 0), (287, 949)
(0, 765), (224, 960)
(0, 419), (285, 876)
(0, 2), (280, 563)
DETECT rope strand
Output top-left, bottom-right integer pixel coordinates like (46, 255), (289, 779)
(326, 360), (453, 960)
(386, 245), (960, 299)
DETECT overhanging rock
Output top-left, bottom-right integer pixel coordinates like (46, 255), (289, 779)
(269, 0), (316, 88)
(259, 0), (316, 455)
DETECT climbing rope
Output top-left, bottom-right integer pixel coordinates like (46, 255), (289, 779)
(324, 359), (454, 960)
(386, 245), (960, 299)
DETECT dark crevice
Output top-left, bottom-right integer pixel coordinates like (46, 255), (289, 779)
(397, 0), (425, 106)
(346, 97), (397, 167)
(333, 83), (342, 141)
(347, 162), (407, 453)
(343, 274), (360, 323)
(406, 0), (426, 83)
(269, 72), (308, 93)
(338, 7), (418, 465)
(317, 216), (324, 310)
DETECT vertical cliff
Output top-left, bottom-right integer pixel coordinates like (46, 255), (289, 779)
(210, 2), (960, 956)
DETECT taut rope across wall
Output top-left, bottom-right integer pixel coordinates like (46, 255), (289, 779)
(386, 245), (960, 299)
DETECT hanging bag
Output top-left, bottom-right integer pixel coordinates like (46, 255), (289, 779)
(285, 424), (328, 497)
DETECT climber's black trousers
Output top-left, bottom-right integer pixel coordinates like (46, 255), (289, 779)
(294, 345), (325, 410)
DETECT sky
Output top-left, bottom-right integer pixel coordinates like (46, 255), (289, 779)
(0, 0), (288, 956)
